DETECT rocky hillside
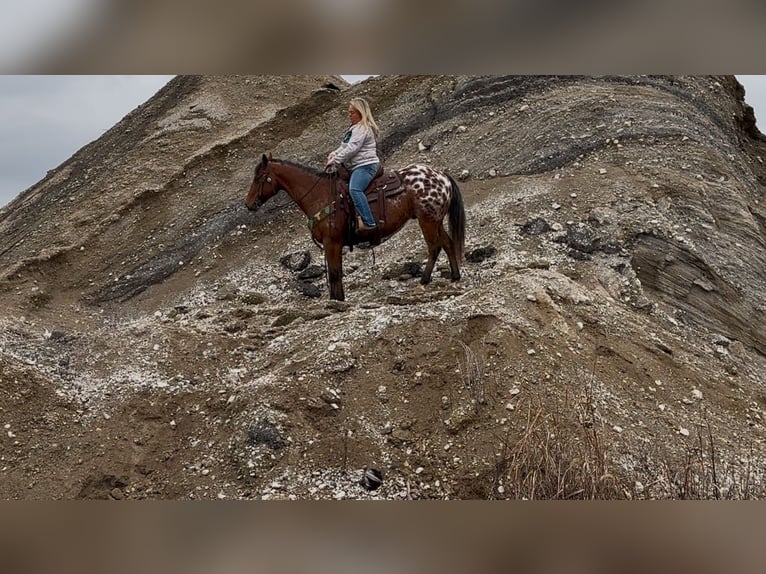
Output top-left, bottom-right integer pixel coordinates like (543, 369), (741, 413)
(1, 75), (766, 499)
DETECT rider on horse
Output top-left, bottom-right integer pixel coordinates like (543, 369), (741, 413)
(326, 97), (380, 232)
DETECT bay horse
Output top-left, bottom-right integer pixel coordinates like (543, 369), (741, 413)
(245, 153), (465, 301)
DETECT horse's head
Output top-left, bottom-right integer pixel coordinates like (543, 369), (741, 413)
(245, 153), (278, 211)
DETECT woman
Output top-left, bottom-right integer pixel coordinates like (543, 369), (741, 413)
(326, 97), (380, 231)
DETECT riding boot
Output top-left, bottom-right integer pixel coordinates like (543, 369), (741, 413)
(356, 216), (377, 232)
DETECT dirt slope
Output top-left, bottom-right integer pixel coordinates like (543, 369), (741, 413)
(1, 75), (766, 499)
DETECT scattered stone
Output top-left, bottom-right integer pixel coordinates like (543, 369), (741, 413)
(520, 217), (551, 236)
(569, 247), (594, 260)
(383, 261), (422, 280)
(634, 296), (653, 310)
(528, 259), (551, 269)
(229, 308), (254, 321)
(445, 404), (476, 434)
(241, 292), (266, 305)
(388, 428), (414, 445)
(693, 278), (716, 292)
(320, 389), (341, 406)
(280, 251), (311, 272)
(712, 334), (731, 347)
(272, 311), (301, 327)
(360, 468), (383, 491)
(215, 285), (238, 301)
(305, 396), (338, 417)
(466, 245), (496, 263)
(247, 419), (287, 450)
(401, 261), (423, 278)
(298, 265), (325, 281)
(295, 282), (322, 298)
(559, 223), (602, 254)
(223, 320), (247, 333)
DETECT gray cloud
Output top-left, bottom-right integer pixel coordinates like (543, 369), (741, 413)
(0, 75), (173, 207)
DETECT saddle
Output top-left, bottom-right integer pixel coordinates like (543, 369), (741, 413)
(332, 164), (404, 248)
(336, 164), (404, 209)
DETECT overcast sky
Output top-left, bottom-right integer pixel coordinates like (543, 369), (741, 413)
(1, 75), (765, 208)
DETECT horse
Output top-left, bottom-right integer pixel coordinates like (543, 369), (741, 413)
(245, 153), (466, 301)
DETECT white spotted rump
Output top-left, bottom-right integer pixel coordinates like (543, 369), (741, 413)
(397, 164), (453, 220)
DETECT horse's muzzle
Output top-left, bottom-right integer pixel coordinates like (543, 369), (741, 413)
(246, 199), (261, 211)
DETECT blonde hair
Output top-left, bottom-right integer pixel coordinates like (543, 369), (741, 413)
(350, 97), (380, 138)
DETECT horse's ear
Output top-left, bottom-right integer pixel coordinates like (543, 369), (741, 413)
(261, 153), (268, 166)
(268, 152), (273, 161)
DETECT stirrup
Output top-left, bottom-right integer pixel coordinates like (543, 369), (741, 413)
(357, 217), (377, 232)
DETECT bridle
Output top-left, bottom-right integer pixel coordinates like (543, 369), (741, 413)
(250, 170), (275, 209)
(253, 163), (326, 208)
(252, 163), (337, 251)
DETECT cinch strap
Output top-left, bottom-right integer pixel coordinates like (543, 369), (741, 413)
(307, 203), (335, 231)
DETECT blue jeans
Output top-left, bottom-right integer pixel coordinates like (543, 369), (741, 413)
(349, 163), (379, 227)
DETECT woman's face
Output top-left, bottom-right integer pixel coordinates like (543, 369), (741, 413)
(348, 105), (362, 125)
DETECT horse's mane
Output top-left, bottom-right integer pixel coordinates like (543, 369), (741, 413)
(273, 159), (331, 179)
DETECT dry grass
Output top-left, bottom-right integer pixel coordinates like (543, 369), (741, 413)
(458, 340), (486, 406)
(488, 381), (625, 500)
(452, 349), (765, 500)
(636, 411), (763, 500)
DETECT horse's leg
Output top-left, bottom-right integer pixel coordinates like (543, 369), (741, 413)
(324, 240), (345, 301)
(438, 223), (461, 282)
(418, 218), (442, 285)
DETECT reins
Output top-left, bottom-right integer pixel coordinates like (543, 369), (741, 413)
(295, 171), (327, 205)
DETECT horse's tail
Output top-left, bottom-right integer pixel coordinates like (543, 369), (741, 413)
(447, 174), (466, 260)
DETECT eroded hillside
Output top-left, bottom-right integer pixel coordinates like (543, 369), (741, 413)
(1, 75), (766, 499)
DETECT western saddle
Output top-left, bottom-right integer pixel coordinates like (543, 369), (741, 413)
(335, 164), (404, 227)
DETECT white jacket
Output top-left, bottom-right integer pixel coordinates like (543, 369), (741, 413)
(330, 123), (379, 170)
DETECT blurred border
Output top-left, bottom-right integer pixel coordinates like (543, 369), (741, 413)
(1, 502), (763, 573)
(3, 1), (766, 73)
